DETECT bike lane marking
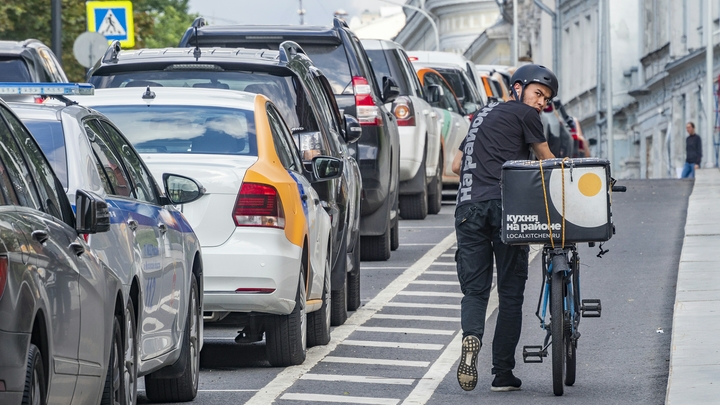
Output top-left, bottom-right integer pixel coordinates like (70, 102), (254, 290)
(244, 232), (457, 405)
(401, 246), (542, 405)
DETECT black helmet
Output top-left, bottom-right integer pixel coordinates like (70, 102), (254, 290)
(510, 64), (559, 99)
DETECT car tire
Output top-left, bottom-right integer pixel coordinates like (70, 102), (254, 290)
(347, 235), (361, 312)
(390, 219), (399, 251)
(399, 161), (428, 220)
(308, 254), (332, 345)
(266, 270), (307, 366)
(22, 344), (46, 405)
(330, 239), (348, 326)
(427, 152), (443, 215)
(102, 314), (124, 405)
(122, 300), (138, 405)
(361, 220), (391, 261)
(145, 277), (200, 402)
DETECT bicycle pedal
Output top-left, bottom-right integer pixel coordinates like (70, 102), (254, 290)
(581, 299), (602, 317)
(522, 346), (544, 363)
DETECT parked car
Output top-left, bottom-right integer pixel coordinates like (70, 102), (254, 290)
(176, 17), (402, 261)
(0, 95), (124, 405)
(86, 40), (363, 325)
(362, 39), (443, 217)
(413, 62), (485, 119)
(81, 87), (341, 367)
(5, 83), (206, 403)
(569, 116), (592, 157)
(0, 39), (68, 103)
(406, 50), (484, 100)
(413, 67), (470, 188)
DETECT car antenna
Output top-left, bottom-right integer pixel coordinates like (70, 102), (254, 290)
(193, 26), (201, 61)
(142, 86), (156, 106)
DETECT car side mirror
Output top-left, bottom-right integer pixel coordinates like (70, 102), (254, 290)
(162, 173), (206, 205)
(381, 76), (400, 104)
(343, 114), (362, 144)
(312, 156), (344, 182)
(75, 189), (110, 235)
(425, 84), (443, 105)
(588, 138), (598, 146)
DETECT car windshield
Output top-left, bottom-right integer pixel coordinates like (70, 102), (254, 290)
(436, 69), (466, 102)
(92, 105), (258, 156)
(22, 120), (68, 188)
(89, 70), (304, 129)
(0, 58), (32, 81)
(300, 44), (353, 95)
(365, 49), (411, 96)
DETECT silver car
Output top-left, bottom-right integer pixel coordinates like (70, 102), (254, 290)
(0, 99), (124, 404)
(6, 83), (206, 403)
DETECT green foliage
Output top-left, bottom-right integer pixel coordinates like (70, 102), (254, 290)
(0, 0), (197, 82)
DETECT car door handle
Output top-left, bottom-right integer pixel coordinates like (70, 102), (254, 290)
(68, 242), (85, 256)
(31, 230), (49, 244)
(301, 194), (308, 201)
(314, 198), (320, 205)
(127, 219), (138, 231)
(158, 223), (167, 234)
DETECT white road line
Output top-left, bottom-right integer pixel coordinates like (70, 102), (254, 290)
(301, 373), (415, 385)
(281, 393), (399, 405)
(356, 326), (455, 335)
(423, 270), (457, 275)
(440, 253), (455, 257)
(401, 246), (542, 405)
(244, 232), (456, 405)
(373, 314), (461, 322)
(410, 280), (458, 285)
(341, 339), (444, 351)
(323, 356), (430, 367)
(385, 302), (461, 310)
(430, 262), (455, 266)
(398, 291), (464, 298)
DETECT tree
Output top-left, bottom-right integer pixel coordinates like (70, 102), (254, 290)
(0, 0), (197, 82)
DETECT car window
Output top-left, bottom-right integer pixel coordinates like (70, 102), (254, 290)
(398, 49), (424, 98)
(0, 110), (41, 209)
(94, 104), (258, 156)
(37, 47), (65, 82)
(84, 119), (133, 198)
(350, 35), (383, 97)
(365, 49), (414, 97)
(437, 69), (466, 102)
(2, 110), (66, 220)
(98, 120), (159, 204)
(267, 104), (300, 172)
(22, 120), (68, 189)
(300, 44), (354, 95)
(0, 58), (33, 81)
(0, 152), (19, 206)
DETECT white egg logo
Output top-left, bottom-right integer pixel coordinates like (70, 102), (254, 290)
(548, 167), (608, 228)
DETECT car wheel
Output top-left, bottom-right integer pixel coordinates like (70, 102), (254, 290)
(266, 270), (307, 366)
(390, 219), (399, 251)
(145, 276), (200, 402)
(347, 235), (361, 312)
(308, 254), (332, 345)
(123, 300), (138, 405)
(427, 152), (443, 215)
(330, 239), (348, 326)
(399, 161), (428, 220)
(101, 313), (123, 405)
(361, 220), (391, 261)
(22, 344), (46, 405)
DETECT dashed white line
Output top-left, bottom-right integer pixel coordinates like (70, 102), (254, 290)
(301, 373), (415, 385)
(341, 339), (444, 351)
(398, 291), (464, 298)
(385, 302), (460, 310)
(429, 262), (456, 266)
(373, 314), (461, 322)
(323, 356), (430, 368)
(356, 326), (455, 335)
(281, 393), (399, 404)
(423, 270), (457, 275)
(440, 253), (455, 258)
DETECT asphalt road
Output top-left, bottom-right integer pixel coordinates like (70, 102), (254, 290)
(139, 179), (692, 404)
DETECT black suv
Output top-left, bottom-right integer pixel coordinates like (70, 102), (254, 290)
(178, 17), (402, 262)
(87, 40), (364, 324)
(0, 39), (68, 83)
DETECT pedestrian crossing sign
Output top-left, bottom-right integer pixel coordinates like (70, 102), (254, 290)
(86, 1), (135, 48)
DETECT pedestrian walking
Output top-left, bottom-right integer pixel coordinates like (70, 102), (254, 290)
(681, 122), (702, 178)
(451, 64), (557, 392)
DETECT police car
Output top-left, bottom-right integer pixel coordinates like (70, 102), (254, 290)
(80, 86), (339, 367)
(1, 83), (205, 403)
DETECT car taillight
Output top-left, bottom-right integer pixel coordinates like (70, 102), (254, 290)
(353, 76), (382, 126)
(233, 183), (285, 228)
(0, 256), (7, 301)
(408, 56), (418, 62)
(392, 96), (415, 126)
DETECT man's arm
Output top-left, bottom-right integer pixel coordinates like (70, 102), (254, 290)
(451, 150), (463, 175)
(532, 142), (555, 160)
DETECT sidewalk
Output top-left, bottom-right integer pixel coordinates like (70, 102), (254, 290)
(666, 168), (720, 404)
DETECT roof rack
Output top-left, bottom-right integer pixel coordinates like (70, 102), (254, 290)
(333, 17), (348, 29)
(191, 17), (207, 28)
(278, 41), (306, 64)
(102, 40), (122, 64)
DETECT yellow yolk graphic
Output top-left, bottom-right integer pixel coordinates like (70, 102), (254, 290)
(578, 173), (602, 197)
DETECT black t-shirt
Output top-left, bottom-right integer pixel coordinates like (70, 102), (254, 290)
(457, 100), (545, 206)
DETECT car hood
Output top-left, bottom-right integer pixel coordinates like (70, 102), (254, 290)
(141, 154), (259, 247)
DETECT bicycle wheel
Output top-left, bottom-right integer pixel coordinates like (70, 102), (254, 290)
(551, 272), (565, 396)
(565, 331), (576, 386)
(566, 256), (579, 386)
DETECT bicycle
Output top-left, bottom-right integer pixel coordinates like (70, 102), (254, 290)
(521, 181), (626, 396)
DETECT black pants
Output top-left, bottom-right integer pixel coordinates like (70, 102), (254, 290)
(455, 200), (529, 374)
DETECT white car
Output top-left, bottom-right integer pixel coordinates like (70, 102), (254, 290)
(363, 39), (443, 217)
(408, 50), (485, 104)
(83, 87), (338, 367)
